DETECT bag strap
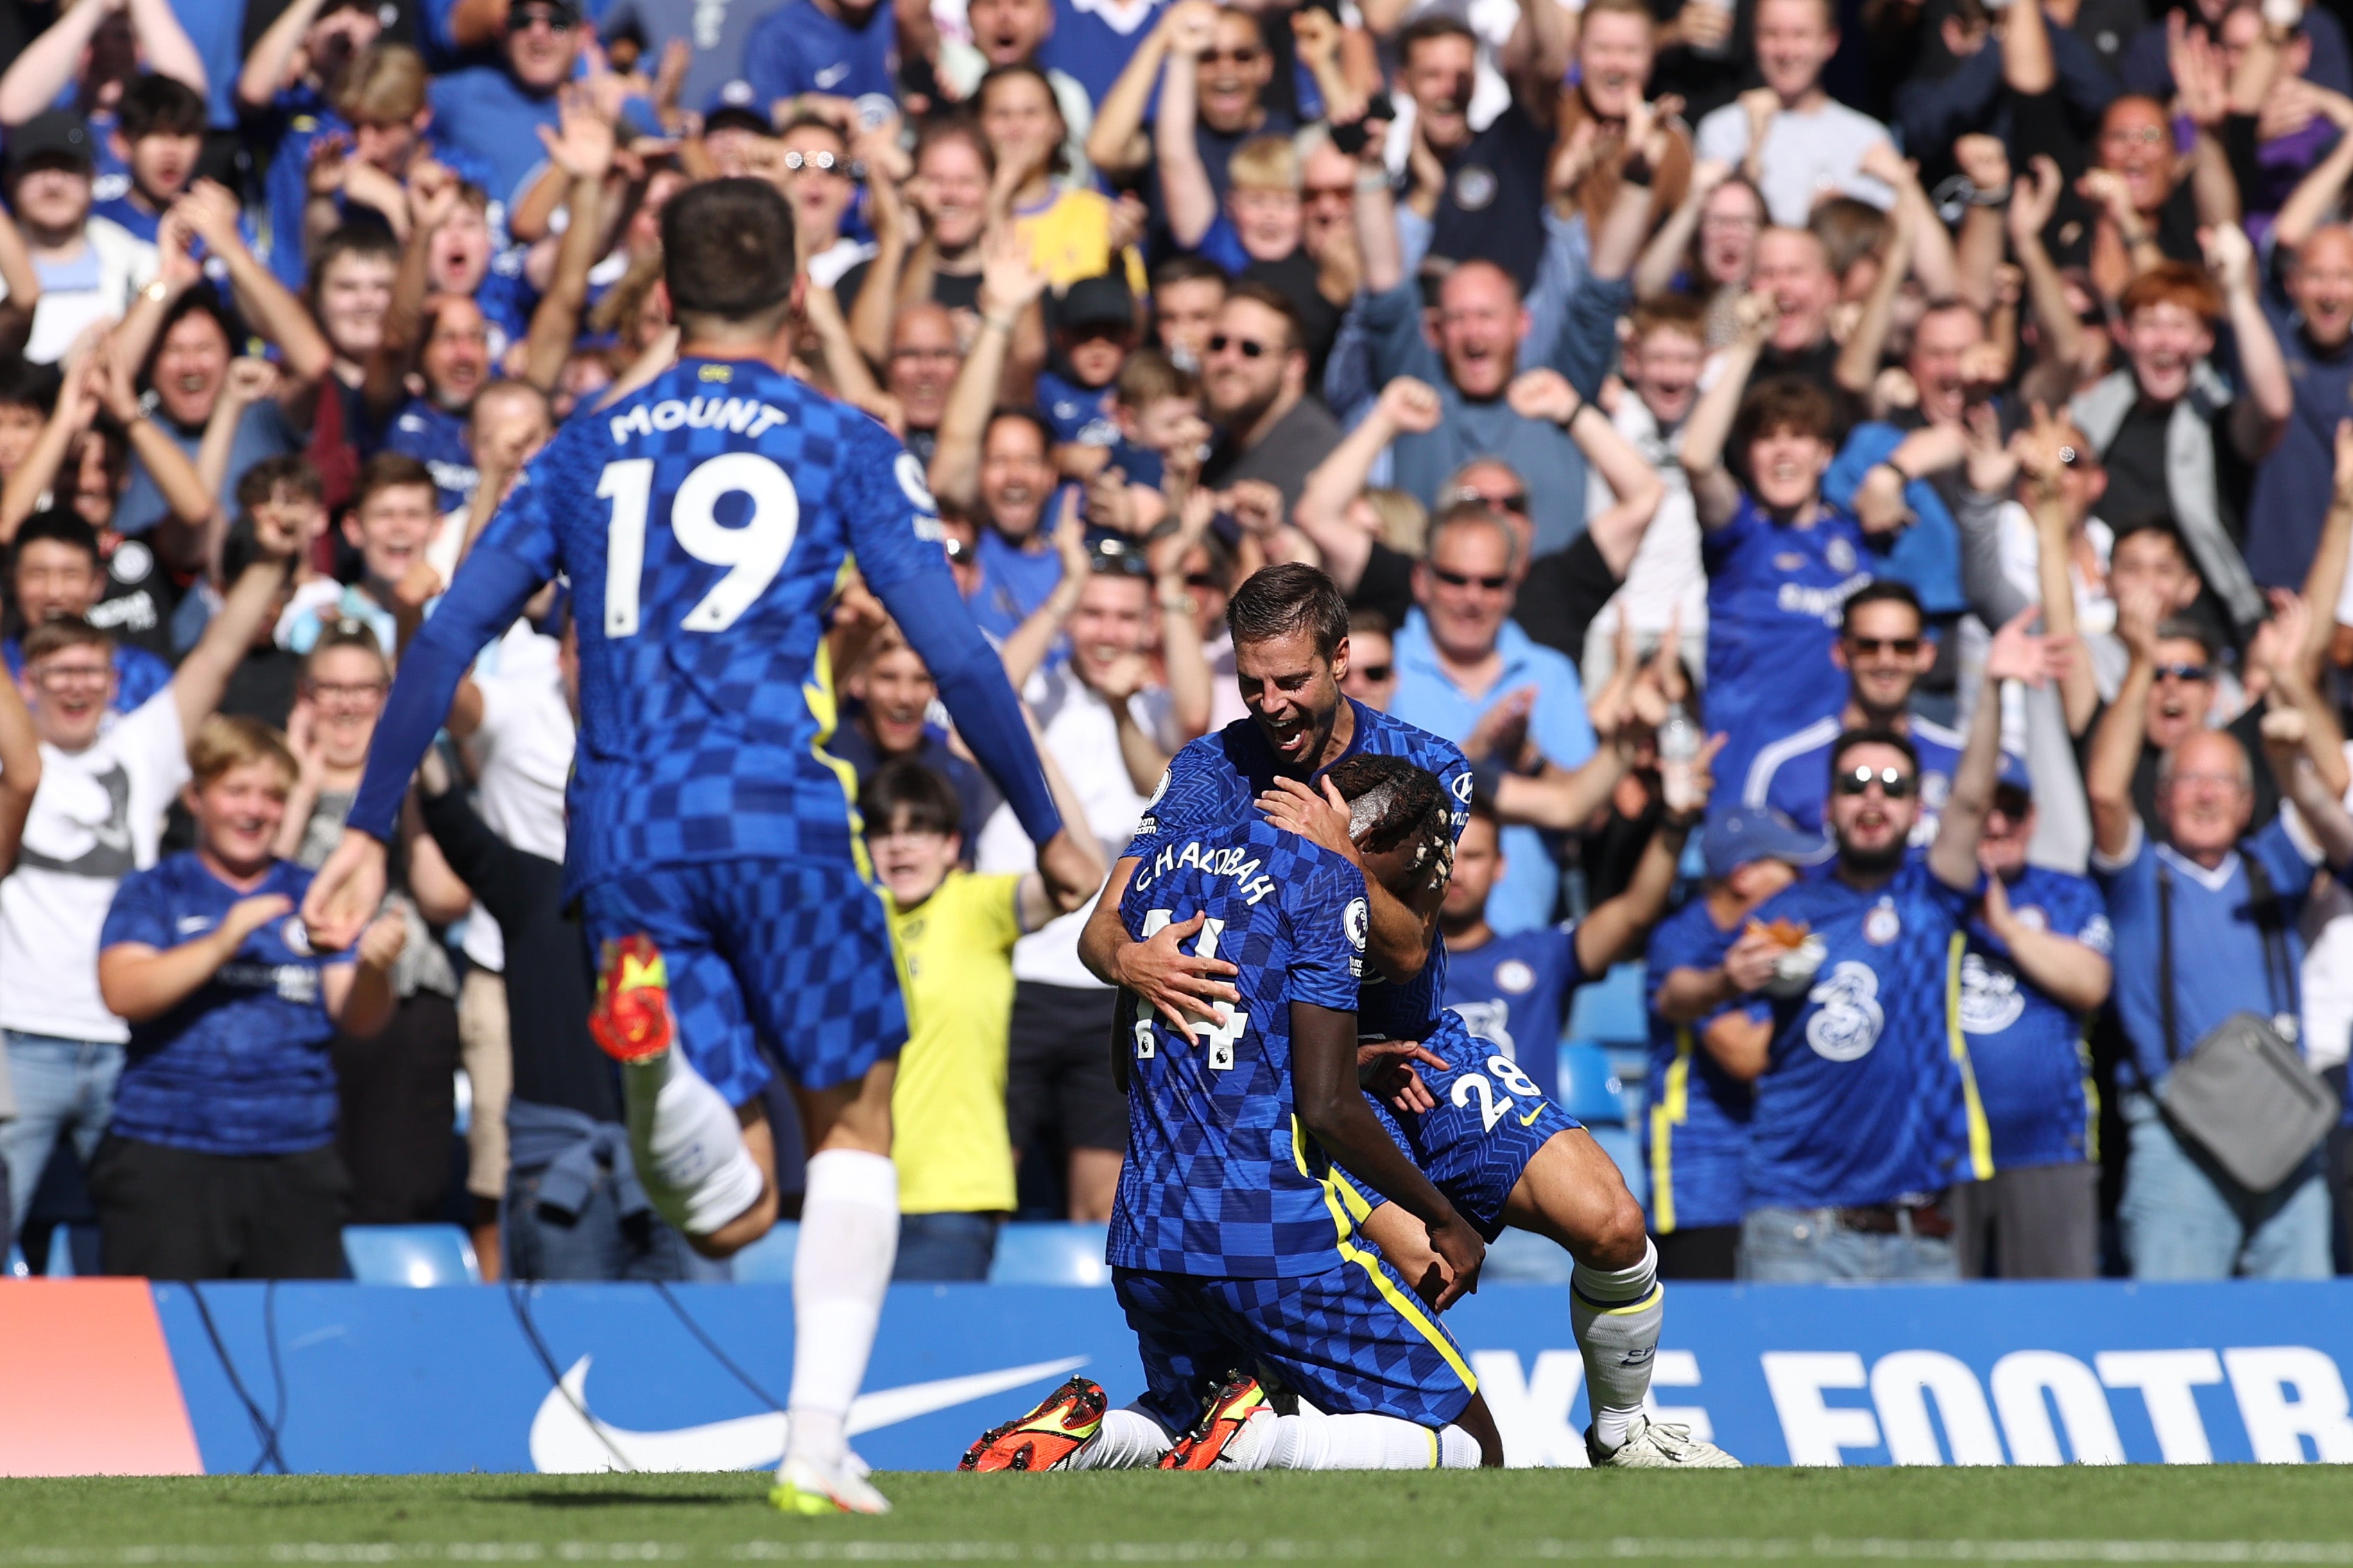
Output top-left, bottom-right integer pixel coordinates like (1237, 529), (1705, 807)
(2239, 851), (2298, 1025)
(2157, 856), (2180, 1067)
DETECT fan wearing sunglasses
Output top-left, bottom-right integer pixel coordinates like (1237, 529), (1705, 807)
(1697, 610), (2052, 1284)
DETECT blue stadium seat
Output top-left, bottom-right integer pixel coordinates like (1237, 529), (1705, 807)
(1555, 1042), (1627, 1126)
(44, 1225), (74, 1278)
(1567, 962), (1648, 1046)
(1482, 1227), (1573, 1284)
(343, 1225), (482, 1286)
(4, 1243), (23, 1277)
(727, 1221), (800, 1283)
(987, 1223), (1111, 1286)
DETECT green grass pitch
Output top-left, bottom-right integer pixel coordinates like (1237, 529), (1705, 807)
(5, 1471), (2353, 1565)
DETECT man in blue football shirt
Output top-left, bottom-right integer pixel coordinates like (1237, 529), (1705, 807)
(304, 179), (1094, 1516)
(1703, 610), (2051, 1282)
(1682, 291), (1897, 793)
(1642, 808), (1832, 1281)
(1949, 773), (2113, 1279)
(965, 768), (1503, 1473)
(1741, 580), (2028, 841)
(744, 0), (899, 123)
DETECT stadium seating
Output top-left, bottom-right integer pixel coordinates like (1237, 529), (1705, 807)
(1556, 1042), (1648, 1207)
(988, 1223), (1112, 1286)
(727, 1221), (800, 1283)
(342, 1225), (483, 1286)
(1567, 963), (1648, 1047)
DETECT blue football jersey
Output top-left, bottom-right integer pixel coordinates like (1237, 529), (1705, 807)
(385, 396), (479, 515)
(470, 357), (956, 898)
(1743, 711), (2027, 842)
(1734, 854), (1989, 1211)
(1956, 865), (2110, 1170)
(1442, 924), (1587, 1099)
(1641, 898), (1753, 1232)
(1703, 495), (1879, 794)
(1110, 819), (1371, 1277)
(1129, 699), (1473, 1040)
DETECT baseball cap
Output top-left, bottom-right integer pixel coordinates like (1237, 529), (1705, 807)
(1701, 808), (1834, 881)
(1055, 274), (1137, 336)
(704, 80), (775, 138)
(508, 0), (581, 26)
(3, 112), (94, 183)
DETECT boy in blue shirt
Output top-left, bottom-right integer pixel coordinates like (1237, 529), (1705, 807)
(94, 716), (405, 1280)
(1682, 293), (1895, 794)
(1641, 808), (1831, 1280)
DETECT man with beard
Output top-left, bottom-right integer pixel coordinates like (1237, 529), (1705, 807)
(379, 293), (492, 514)
(426, 0), (589, 209)
(1703, 610), (2042, 1282)
(1196, 282), (1339, 512)
(2243, 225), (2353, 591)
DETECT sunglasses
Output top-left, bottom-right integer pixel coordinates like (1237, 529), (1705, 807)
(1845, 635), (1922, 657)
(782, 149), (851, 174)
(1354, 662), (1395, 683)
(2153, 662), (2212, 684)
(1302, 184), (1355, 202)
(1430, 565), (1509, 592)
(1834, 766), (1917, 798)
(1089, 540), (1150, 576)
(512, 8), (576, 31)
(1200, 46), (1264, 64)
(1207, 334), (1271, 359)
(1442, 487), (1530, 515)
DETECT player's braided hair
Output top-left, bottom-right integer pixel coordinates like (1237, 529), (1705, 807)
(1326, 754), (1454, 882)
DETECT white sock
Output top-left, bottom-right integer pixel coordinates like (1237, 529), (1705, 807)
(1060, 1405), (1174, 1470)
(783, 1148), (899, 1470)
(1571, 1238), (1662, 1451)
(621, 1049), (764, 1237)
(1438, 1426), (1483, 1468)
(1265, 1409), (1447, 1470)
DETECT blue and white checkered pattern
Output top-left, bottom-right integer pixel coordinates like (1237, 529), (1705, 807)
(1368, 1012), (1583, 1241)
(1110, 820), (1368, 1279)
(477, 356), (949, 898)
(1128, 700), (1472, 1041)
(580, 857), (906, 1103)
(1115, 1261), (1477, 1438)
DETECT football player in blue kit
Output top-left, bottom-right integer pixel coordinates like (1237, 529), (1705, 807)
(963, 768), (1506, 1474)
(1700, 611), (2052, 1282)
(1947, 774), (2114, 1278)
(1074, 565), (1735, 1469)
(1642, 809), (1833, 1280)
(301, 179), (1096, 1515)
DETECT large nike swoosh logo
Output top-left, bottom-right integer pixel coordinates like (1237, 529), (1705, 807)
(1519, 1102), (1548, 1127)
(528, 1353), (1089, 1473)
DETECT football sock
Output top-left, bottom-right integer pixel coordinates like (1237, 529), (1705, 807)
(621, 1046), (764, 1237)
(783, 1148), (899, 1470)
(1264, 1410), (1465, 1470)
(1571, 1237), (1663, 1451)
(1062, 1406), (1175, 1470)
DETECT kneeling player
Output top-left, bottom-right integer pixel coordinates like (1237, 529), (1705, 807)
(964, 775), (1503, 1472)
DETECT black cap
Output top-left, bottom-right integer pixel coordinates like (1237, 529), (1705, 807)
(508, 0), (581, 24)
(703, 80), (774, 138)
(1055, 273), (1136, 334)
(4, 111), (94, 183)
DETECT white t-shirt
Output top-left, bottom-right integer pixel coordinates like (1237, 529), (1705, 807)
(458, 628), (576, 973)
(1691, 96), (1895, 227)
(1585, 397), (1707, 642)
(975, 660), (1178, 990)
(2298, 742), (2353, 1074)
(0, 689), (187, 1042)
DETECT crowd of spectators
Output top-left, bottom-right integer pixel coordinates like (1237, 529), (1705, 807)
(3, 0), (2353, 1288)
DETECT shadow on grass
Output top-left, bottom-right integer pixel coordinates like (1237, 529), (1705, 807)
(513, 1490), (764, 1509)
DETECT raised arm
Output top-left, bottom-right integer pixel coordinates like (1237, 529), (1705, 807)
(171, 522), (300, 735)
(1573, 736), (1709, 972)
(1507, 370), (1663, 574)
(1, 0), (114, 125)
(1347, 110), (1408, 296)
(0, 342), (100, 542)
(1635, 159), (1727, 302)
(2205, 224), (2291, 458)
(2012, 404), (2100, 734)
(1682, 293), (1774, 529)
(1153, 4), (1221, 249)
(2087, 583), (2164, 860)
(1015, 724), (1107, 930)
(2273, 94), (2353, 255)
(522, 91), (618, 394)
(2259, 703), (2353, 871)
(2001, 0), (2057, 96)
(999, 494), (1089, 690)
(2008, 157), (2089, 381)
(1932, 608), (2040, 889)
(240, 0), (328, 110)
(91, 334), (215, 569)
(1292, 379), (1440, 592)
(1981, 871), (2112, 1012)
(1088, 3), (1191, 178)
(1834, 172), (1915, 399)
(0, 201), (37, 356)
(926, 231), (1047, 512)
(0, 657), (40, 876)
(100, 892), (295, 1024)
(847, 117), (913, 371)
(363, 164), (463, 427)
(125, 0), (207, 95)
(2306, 422), (2353, 679)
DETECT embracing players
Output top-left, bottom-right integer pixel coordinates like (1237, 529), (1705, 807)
(301, 178), (1094, 1515)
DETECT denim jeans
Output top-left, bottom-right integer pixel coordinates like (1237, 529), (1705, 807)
(2118, 1091), (2332, 1280)
(503, 1162), (730, 1283)
(894, 1212), (1001, 1281)
(0, 1033), (123, 1234)
(1739, 1206), (1960, 1283)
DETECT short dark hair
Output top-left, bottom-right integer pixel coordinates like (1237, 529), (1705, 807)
(860, 759), (963, 839)
(147, 287), (234, 384)
(1397, 12), (1479, 64)
(2154, 614), (2218, 661)
(976, 65), (1070, 179)
(354, 451), (436, 511)
(309, 224), (402, 301)
(1221, 279), (1305, 356)
(1225, 563), (1349, 659)
(12, 508), (101, 569)
(1327, 753), (1452, 870)
(236, 454), (322, 512)
(1840, 579), (1922, 633)
(117, 74), (208, 141)
(1347, 605), (1393, 639)
(1151, 253), (1227, 295)
(1827, 726), (1920, 779)
(913, 114), (992, 177)
(2110, 514), (2194, 567)
(1732, 375), (1839, 456)
(985, 405), (1053, 452)
(0, 355), (61, 415)
(661, 178), (795, 320)
(20, 616), (109, 663)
